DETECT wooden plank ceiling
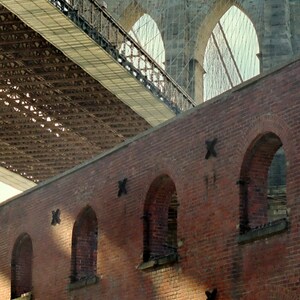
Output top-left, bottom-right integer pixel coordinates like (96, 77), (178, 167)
(0, 4), (158, 183)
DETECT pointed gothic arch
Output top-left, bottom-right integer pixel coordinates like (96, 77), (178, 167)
(194, 1), (260, 102)
(118, 2), (145, 32)
(203, 5), (260, 101)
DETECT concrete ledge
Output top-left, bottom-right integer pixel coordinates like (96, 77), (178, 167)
(238, 218), (288, 244)
(137, 253), (178, 270)
(12, 292), (32, 300)
(68, 275), (99, 291)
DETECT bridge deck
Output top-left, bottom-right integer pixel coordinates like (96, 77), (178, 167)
(0, 1), (175, 182)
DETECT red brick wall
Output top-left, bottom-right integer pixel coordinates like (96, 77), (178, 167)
(1, 59), (300, 299)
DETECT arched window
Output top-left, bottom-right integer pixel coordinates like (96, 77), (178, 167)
(71, 206), (98, 283)
(239, 133), (287, 235)
(11, 233), (33, 299)
(204, 6), (260, 101)
(142, 175), (178, 266)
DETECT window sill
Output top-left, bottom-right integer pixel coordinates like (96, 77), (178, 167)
(137, 253), (178, 270)
(68, 275), (99, 291)
(12, 292), (32, 300)
(238, 218), (288, 244)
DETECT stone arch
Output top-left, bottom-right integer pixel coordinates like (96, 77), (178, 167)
(194, 0), (261, 102)
(70, 206), (98, 282)
(11, 233), (33, 299)
(126, 13), (165, 65)
(118, 2), (145, 32)
(117, 1), (164, 38)
(142, 174), (178, 262)
(239, 132), (287, 231)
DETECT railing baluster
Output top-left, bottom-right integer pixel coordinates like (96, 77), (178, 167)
(49, 0), (196, 114)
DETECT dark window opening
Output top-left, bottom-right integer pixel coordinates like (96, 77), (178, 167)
(166, 194), (178, 251)
(267, 147), (287, 222)
(11, 233), (33, 300)
(71, 206), (98, 283)
(143, 175), (178, 263)
(239, 133), (287, 234)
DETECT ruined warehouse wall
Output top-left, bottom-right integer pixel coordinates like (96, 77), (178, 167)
(1, 59), (300, 299)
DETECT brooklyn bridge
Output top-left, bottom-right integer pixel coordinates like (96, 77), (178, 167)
(1, 1), (300, 299)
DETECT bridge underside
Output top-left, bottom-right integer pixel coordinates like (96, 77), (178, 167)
(0, 4), (159, 183)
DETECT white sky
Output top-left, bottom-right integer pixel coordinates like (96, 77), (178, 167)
(0, 182), (22, 202)
(204, 6), (260, 100)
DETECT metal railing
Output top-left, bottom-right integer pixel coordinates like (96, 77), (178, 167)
(48, 0), (196, 114)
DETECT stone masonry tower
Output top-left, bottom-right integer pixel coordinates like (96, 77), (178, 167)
(104, 0), (300, 103)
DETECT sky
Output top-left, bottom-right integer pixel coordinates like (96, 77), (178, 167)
(204, 6), (260, 100)
(0, 182), (22, 202)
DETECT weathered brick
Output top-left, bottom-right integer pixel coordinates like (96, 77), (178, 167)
(1, 59), (300, 299)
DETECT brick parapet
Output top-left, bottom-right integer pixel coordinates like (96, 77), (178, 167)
(1, 59), (300, 299)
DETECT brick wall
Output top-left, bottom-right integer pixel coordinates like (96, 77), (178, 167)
(1, 58), (300, 299)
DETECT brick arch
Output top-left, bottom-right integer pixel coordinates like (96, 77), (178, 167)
(196, 0), (260, 65)
(71, 206), (98, 282)
(194, 0), (261, 102)
(141, 158), (182, 199)
(11, 233), (33, 299)
(235, 114), (294, 175)
(239, 132), (286, 230)
(143, 174), (178, 262)
(234, 115), (294, 229)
